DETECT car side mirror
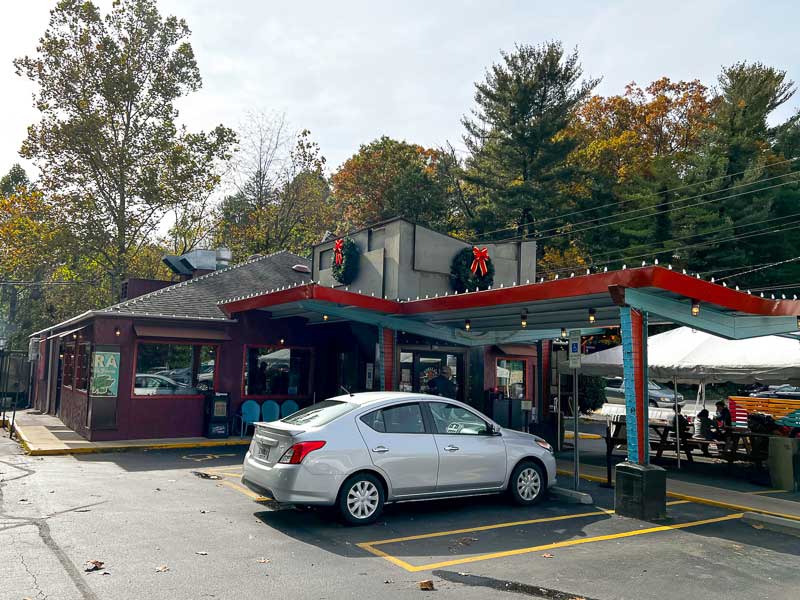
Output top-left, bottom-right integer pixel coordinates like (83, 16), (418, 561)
(487, 423), (501, 436)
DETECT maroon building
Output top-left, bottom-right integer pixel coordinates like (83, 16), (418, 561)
(30, 219), (545, 441)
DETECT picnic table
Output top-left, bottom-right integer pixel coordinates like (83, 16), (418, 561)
(582, 413), (771, 486)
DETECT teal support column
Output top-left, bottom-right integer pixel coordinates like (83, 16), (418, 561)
(616, 305), (666, 520)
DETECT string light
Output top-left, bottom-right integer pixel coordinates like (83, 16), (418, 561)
(691, 300), (700, 317)
(464, 319), (471, 331)
(588, 308), (596, 324)
(521, 311), (528, 328)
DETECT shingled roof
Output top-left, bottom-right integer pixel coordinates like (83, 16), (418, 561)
(101, 250), (311, 321)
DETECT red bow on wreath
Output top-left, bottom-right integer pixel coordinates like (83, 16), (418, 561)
(333, 239), (344, 265)
(470, 246), (489, 276)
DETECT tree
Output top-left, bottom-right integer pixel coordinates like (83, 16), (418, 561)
(561, 78), (717, 271)
(683, 62), (800, 286)
(462, 42), (599, 242)
(331, 136), (454, 231)
(0, 164), (30, 196)
(215, 113), (333, 259)
(15, 0), (235, 300)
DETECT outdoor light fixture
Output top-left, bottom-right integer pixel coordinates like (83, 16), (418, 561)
(322, 314), (329, 321)
(796, 316), (800, 329)
(520, 311), (528, 328)
(465, 320), (471, 331)
(279, 338), (285, 345)
(114, 327), (121, 337)
(691, 300), (700, 317)
(560, 327), (568, 339)
(588, 308), (596, 324)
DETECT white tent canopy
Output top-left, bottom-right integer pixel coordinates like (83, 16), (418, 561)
(565, 327), (800, 384)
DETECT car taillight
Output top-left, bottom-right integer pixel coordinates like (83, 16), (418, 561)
(278, 441), (326, 464)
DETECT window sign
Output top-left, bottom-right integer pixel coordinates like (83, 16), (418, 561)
(91, 351), (120, 397)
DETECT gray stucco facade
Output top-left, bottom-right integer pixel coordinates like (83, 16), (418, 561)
(312, 218), (537, 300)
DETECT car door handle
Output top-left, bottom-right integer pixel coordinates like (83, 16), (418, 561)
(371, 446), (389, 453)
(443, 445), (460, 452)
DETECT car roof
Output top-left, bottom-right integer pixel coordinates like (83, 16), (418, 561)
(325, 391), (458, 406)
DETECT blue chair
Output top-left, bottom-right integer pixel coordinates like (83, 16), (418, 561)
(281, 400), (299, 418)
(261, 400), (280, 423)
(238, 400), (261, 437)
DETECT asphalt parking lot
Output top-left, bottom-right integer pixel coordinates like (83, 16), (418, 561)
(1, 434), (799, 600)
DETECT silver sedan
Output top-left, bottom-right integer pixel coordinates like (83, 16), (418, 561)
(242, 392), (557, 525)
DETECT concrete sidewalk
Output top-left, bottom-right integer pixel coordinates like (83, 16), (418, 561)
(6, 409), (251, 455)
(557, 459), (800, 522)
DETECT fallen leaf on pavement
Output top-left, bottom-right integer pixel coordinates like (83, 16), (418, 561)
(195, 551), (208, 555)
(384, 580), (393, 584)
(751, 523), (764, 530)
(84, 560), (104, 572)
(256, 558), (271, 564)
(418, 580), (435, 591)
(542, 553), (554, 558)
(192, 471), (221, 480)
(156, 565), (169, 573)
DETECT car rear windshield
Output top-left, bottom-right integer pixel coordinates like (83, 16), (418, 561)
(280, 400), (357, 427)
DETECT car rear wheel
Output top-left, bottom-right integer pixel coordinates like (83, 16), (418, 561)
(338, 473), (384, 525)
(509, 461), (545, 506)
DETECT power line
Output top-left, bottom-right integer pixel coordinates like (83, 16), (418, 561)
(509, 176), (800, 246)
(562, 210), (800, 264)
(473, 156), (800, 240)
(716, 255), (800, 282)
(541, 219), (800, 276)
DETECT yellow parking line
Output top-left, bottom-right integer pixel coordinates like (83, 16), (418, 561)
(218, 479), (271, 502)
(359, 513), (743, 572)
(363, 507), (615, 546)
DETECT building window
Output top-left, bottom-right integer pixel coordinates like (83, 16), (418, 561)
(244, 346), (311, 397)
(497, 359), (526, 399)
(75, 343), (90, 391)
(134, 343), (217, 396)
(62, 343), (75, 388)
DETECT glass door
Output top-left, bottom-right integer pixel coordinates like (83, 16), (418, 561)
(398, 350), (463, 400)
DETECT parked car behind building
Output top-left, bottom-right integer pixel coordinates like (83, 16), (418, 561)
(604, 377), (684, 408)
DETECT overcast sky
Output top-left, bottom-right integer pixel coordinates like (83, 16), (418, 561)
(2, 0), (799, 180)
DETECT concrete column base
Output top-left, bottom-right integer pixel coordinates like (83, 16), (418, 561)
(615, 461), (667, 521)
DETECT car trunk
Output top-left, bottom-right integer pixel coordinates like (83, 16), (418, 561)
(251, 421), (306, 465)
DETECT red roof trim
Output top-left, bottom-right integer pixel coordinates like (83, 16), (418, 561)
(219, 267), (800, 318)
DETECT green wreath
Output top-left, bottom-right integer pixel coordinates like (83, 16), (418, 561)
(331, 237), (360, 285)
(450, 247), (495, 293)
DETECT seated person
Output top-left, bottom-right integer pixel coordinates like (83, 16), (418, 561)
(692, 408), (714, 456)
(672, 405), (690, 439)
(713, 400), (732, 439)
(693, 409), (713, 440)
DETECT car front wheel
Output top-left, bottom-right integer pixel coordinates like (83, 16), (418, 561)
(509, 461), (545, 506)
(338, 473), (384, 525)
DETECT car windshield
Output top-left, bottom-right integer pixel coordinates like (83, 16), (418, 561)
(280, 400), (356, 427)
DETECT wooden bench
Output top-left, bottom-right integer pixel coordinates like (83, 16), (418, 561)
(728, 396), (800, 428)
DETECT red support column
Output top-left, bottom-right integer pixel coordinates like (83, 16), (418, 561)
(382, 327), (395, 391)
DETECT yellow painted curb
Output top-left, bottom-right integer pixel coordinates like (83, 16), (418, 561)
(665, 491), (800, 523)
(14, 423), (251, 456)
(563, 431), (602, 440)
